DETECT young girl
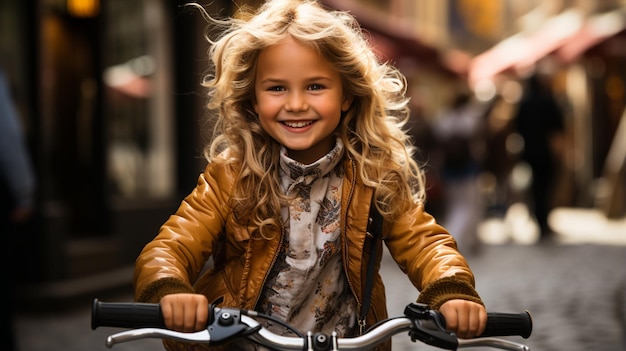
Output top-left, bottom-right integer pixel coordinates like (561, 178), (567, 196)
(133, 0), (487, 350)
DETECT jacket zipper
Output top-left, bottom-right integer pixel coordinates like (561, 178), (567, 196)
(341, 160), (367, 334)
(250, 221), (284, 310)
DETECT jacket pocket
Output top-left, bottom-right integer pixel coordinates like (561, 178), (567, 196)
(193, 268), (236, 308)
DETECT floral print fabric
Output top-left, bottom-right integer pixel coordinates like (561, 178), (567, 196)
(257, 138), (357, 338)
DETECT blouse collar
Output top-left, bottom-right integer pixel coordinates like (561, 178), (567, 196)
(279, 138), (344, 192)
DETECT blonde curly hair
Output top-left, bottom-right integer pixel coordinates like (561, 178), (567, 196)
(196, 0), (426, 236)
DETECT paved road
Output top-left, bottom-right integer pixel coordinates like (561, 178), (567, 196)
(387, 242), (626, 351)
(15, 241), (626, 351)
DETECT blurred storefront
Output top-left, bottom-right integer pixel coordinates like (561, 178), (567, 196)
(0, 0), (233, 294)
(467, 3), (626, 217)
(324, 0), (625, 216)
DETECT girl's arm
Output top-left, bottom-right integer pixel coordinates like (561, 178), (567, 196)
(133, 162), (234, 303)
(385, 202), (486, 337)
(385, 202), (482, 298)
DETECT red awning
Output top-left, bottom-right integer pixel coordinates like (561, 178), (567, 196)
(320, 0), (458, 76)
(557, 8), (626, 63)
(469, 8), (626, 87)
(468, 9), (584, 87)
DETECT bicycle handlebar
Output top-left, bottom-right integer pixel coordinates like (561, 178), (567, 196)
(91, 299), (532, 350)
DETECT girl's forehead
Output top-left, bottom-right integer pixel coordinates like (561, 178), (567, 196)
(259, 36), (322, 61)
(255, 36), (341, 81)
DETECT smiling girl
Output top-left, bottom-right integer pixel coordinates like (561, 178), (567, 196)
(133, 1), (486, 350)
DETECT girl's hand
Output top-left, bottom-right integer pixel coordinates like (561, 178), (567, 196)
(160, 293), (209, 332)
(439, 299), (487, 339)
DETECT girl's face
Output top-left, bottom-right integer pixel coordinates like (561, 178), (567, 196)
(254, 36), (352, 165)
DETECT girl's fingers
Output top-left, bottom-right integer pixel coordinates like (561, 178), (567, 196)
(160, 294), (209, 332)
(194, 298), (209, 331)
(440, 300), (487, 339)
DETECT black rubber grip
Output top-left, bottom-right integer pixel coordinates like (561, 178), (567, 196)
(481, 311), (533, 339)
(91, 299), (165, 330)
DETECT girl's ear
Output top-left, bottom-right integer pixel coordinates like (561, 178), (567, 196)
(252, 96), (259, 114)
(341, 95), (353, 112)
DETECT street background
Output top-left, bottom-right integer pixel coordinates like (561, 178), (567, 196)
(2, 1), (626, 351)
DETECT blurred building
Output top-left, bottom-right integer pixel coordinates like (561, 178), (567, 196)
(0, 0), (624, 300)
(0, 0), (229, 298)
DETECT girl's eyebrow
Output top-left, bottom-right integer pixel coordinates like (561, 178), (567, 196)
(259, 76), (333, 84)
(258, 78), (285, 84)
(306, 76), (333, 82)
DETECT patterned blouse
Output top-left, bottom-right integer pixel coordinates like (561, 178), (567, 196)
(257, 138), (358, 339)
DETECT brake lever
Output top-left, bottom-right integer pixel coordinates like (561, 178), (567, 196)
(404, 303), (458, 350)
(105, 307), (257, 348)
(106, 328), (211, 348)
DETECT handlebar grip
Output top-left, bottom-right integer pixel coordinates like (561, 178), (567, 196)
(91, 298), (166, 330)
(482, 311), (533, 339)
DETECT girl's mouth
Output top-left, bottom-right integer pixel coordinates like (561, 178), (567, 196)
(283, 120), (314, 128)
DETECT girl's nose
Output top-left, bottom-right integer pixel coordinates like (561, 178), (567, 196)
(285, 91), (308, 112)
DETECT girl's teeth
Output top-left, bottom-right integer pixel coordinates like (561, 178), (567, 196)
(284, 121), (313, 128)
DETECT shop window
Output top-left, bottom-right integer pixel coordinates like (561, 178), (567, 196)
(102, 0), (175, 199)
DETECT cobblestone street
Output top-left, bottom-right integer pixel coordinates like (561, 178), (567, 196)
(387, 242), (626, 351)
(16, 240), (626, 351)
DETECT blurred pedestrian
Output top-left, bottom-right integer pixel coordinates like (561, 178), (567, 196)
(513, 73), (565, 240)
(480, 93), (519, 216)
(433, 90), (487, 255)
(0, 68), (36, 351)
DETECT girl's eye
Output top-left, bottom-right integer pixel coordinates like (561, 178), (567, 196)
(268, 86), (285, 92)
(308, 84), (324, 91)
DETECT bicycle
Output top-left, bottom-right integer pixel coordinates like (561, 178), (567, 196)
(91, 298), (532, 350)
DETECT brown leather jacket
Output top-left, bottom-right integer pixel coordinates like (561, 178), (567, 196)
(133, 158), (482, 350)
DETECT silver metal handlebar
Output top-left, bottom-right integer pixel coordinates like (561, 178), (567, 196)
(104, 314), (530, 350)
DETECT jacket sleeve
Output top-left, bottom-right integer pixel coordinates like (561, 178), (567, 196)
(384, 203), (483, 309)
(133, 161), (234, 303)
